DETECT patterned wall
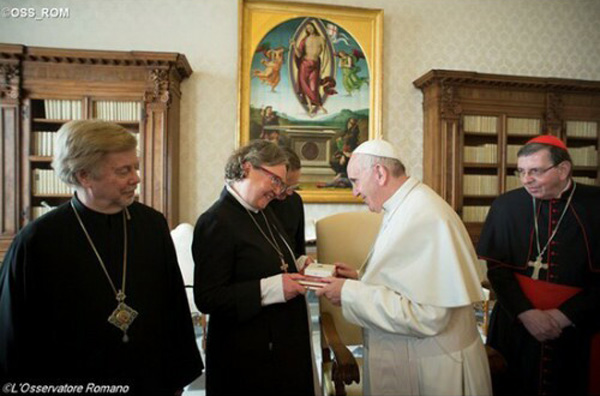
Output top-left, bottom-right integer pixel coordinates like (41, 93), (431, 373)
(1, 0), (599, 238)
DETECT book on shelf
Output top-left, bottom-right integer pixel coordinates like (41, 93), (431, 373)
(95, 101), (142, 122)
(505, 175), (522, 191)
(506, 145), (521, 164)
(570, 146), (598, 167)
(464, 144), (497, 163)
(506, 118), (540, 136)
(573, 176), (597, 186)
(463, 115), (497, 134)
(32, 169), (72, 196)
(31, 131), (58, 156)
(566, 121), (598, 138)
(43, 99), (82, 120)
(463, 175), (498, 196)
(462, 206), (491, 223)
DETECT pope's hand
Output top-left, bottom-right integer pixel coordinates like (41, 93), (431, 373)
(315, 277), (346, 306)
(518, 309), (562, 342)
(283, 273), (306, 301)
(334, 262), (358, 279)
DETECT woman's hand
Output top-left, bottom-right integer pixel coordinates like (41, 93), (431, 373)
(298, 255), (314, 274)
(282, 273), (307, 301)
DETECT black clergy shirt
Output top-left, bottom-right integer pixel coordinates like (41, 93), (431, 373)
(477, 182), (600, 395)
(0, 196), (203, 394)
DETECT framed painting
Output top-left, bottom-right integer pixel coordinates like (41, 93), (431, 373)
(237, 0), (383, 202)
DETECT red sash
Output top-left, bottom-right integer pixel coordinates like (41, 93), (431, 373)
(516, 274), (600, 395)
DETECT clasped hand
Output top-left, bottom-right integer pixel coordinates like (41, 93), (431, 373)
(518, 308), (572, 342)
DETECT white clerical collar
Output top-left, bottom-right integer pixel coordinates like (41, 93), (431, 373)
(382, 177), (419, 213)
(225, 182), (259, 213)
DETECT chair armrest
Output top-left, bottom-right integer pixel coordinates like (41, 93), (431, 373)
(481, 280), (496, 300)
(201, 314), (208, 351)
(321, 312), (360, 385)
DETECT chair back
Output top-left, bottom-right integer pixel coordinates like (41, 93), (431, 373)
(316, 211), (382, 346)
(170, 223), (199, 313)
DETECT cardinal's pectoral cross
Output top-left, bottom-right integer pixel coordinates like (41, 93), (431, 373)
(528, 258), (548, 280)
(280, 258), (289, 273)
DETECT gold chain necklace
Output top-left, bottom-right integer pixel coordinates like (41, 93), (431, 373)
(71, 200), (138, 343)
(245, 208), (289, 272)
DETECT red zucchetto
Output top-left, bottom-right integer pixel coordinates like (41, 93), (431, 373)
(526, 135), (568, 151)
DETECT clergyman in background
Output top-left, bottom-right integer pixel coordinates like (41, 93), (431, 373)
(477, 135), (600, 395)
(0, 120), (203, 395)
(268, 146), (306, 258)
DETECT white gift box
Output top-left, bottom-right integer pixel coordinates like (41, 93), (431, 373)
(304, 263), (335, 278)
(298, 263), (336, 289)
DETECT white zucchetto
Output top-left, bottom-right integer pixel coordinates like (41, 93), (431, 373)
(353, 139), (402, 161)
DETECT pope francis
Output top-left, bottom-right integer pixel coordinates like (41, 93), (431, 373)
(317, 140), (492, 396)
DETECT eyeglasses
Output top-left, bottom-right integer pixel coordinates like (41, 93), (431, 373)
(514, 164), (559, 178)
(256, 166), (287, 192)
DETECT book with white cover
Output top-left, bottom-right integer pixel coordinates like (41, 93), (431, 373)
(304, 263), (335, 278)
(299, 263), (336, 289)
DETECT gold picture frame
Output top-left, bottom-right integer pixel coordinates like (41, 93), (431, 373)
(237, 0), (383, 203)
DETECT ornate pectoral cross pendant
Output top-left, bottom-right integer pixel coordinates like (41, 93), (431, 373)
(108, 290), (138, 343)
(528, 258), (548, 281)
(280, 258), (289, 273)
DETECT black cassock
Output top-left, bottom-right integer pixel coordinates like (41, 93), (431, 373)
(477, 182), (600, 395)
(0, 197), (203, 394)
(268, 191), (306, 257)
(193, 188), (314, 396)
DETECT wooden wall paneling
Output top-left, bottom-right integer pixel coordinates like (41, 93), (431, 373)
(0, 44), (192, 260)
(414, 70), (600, 244)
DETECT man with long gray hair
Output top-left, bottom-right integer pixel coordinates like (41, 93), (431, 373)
(0, 120), (203, 394)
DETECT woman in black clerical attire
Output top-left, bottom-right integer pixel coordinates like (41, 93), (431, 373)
(193, 140), (316, 396)
(0, 120), (203, 394)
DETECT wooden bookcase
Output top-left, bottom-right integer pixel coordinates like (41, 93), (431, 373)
(413, 70), (600, 245)
(0, 44), (192, 260)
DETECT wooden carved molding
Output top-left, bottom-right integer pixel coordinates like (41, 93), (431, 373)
(15, 49), (192, 80)
(1, 44), (192, 101)
(414, 69), (600, 94)
(543, 92), (563, 134)
(145, 68), (171, 105)
(0, 64), (20, 99)
(440, 83), (462, 119)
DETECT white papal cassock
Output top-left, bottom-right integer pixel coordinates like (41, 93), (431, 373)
(341, 177), (492, 396)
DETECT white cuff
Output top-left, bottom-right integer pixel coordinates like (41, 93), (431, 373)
(260, 274), (285, 306)
(341, 279), (361, 324)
